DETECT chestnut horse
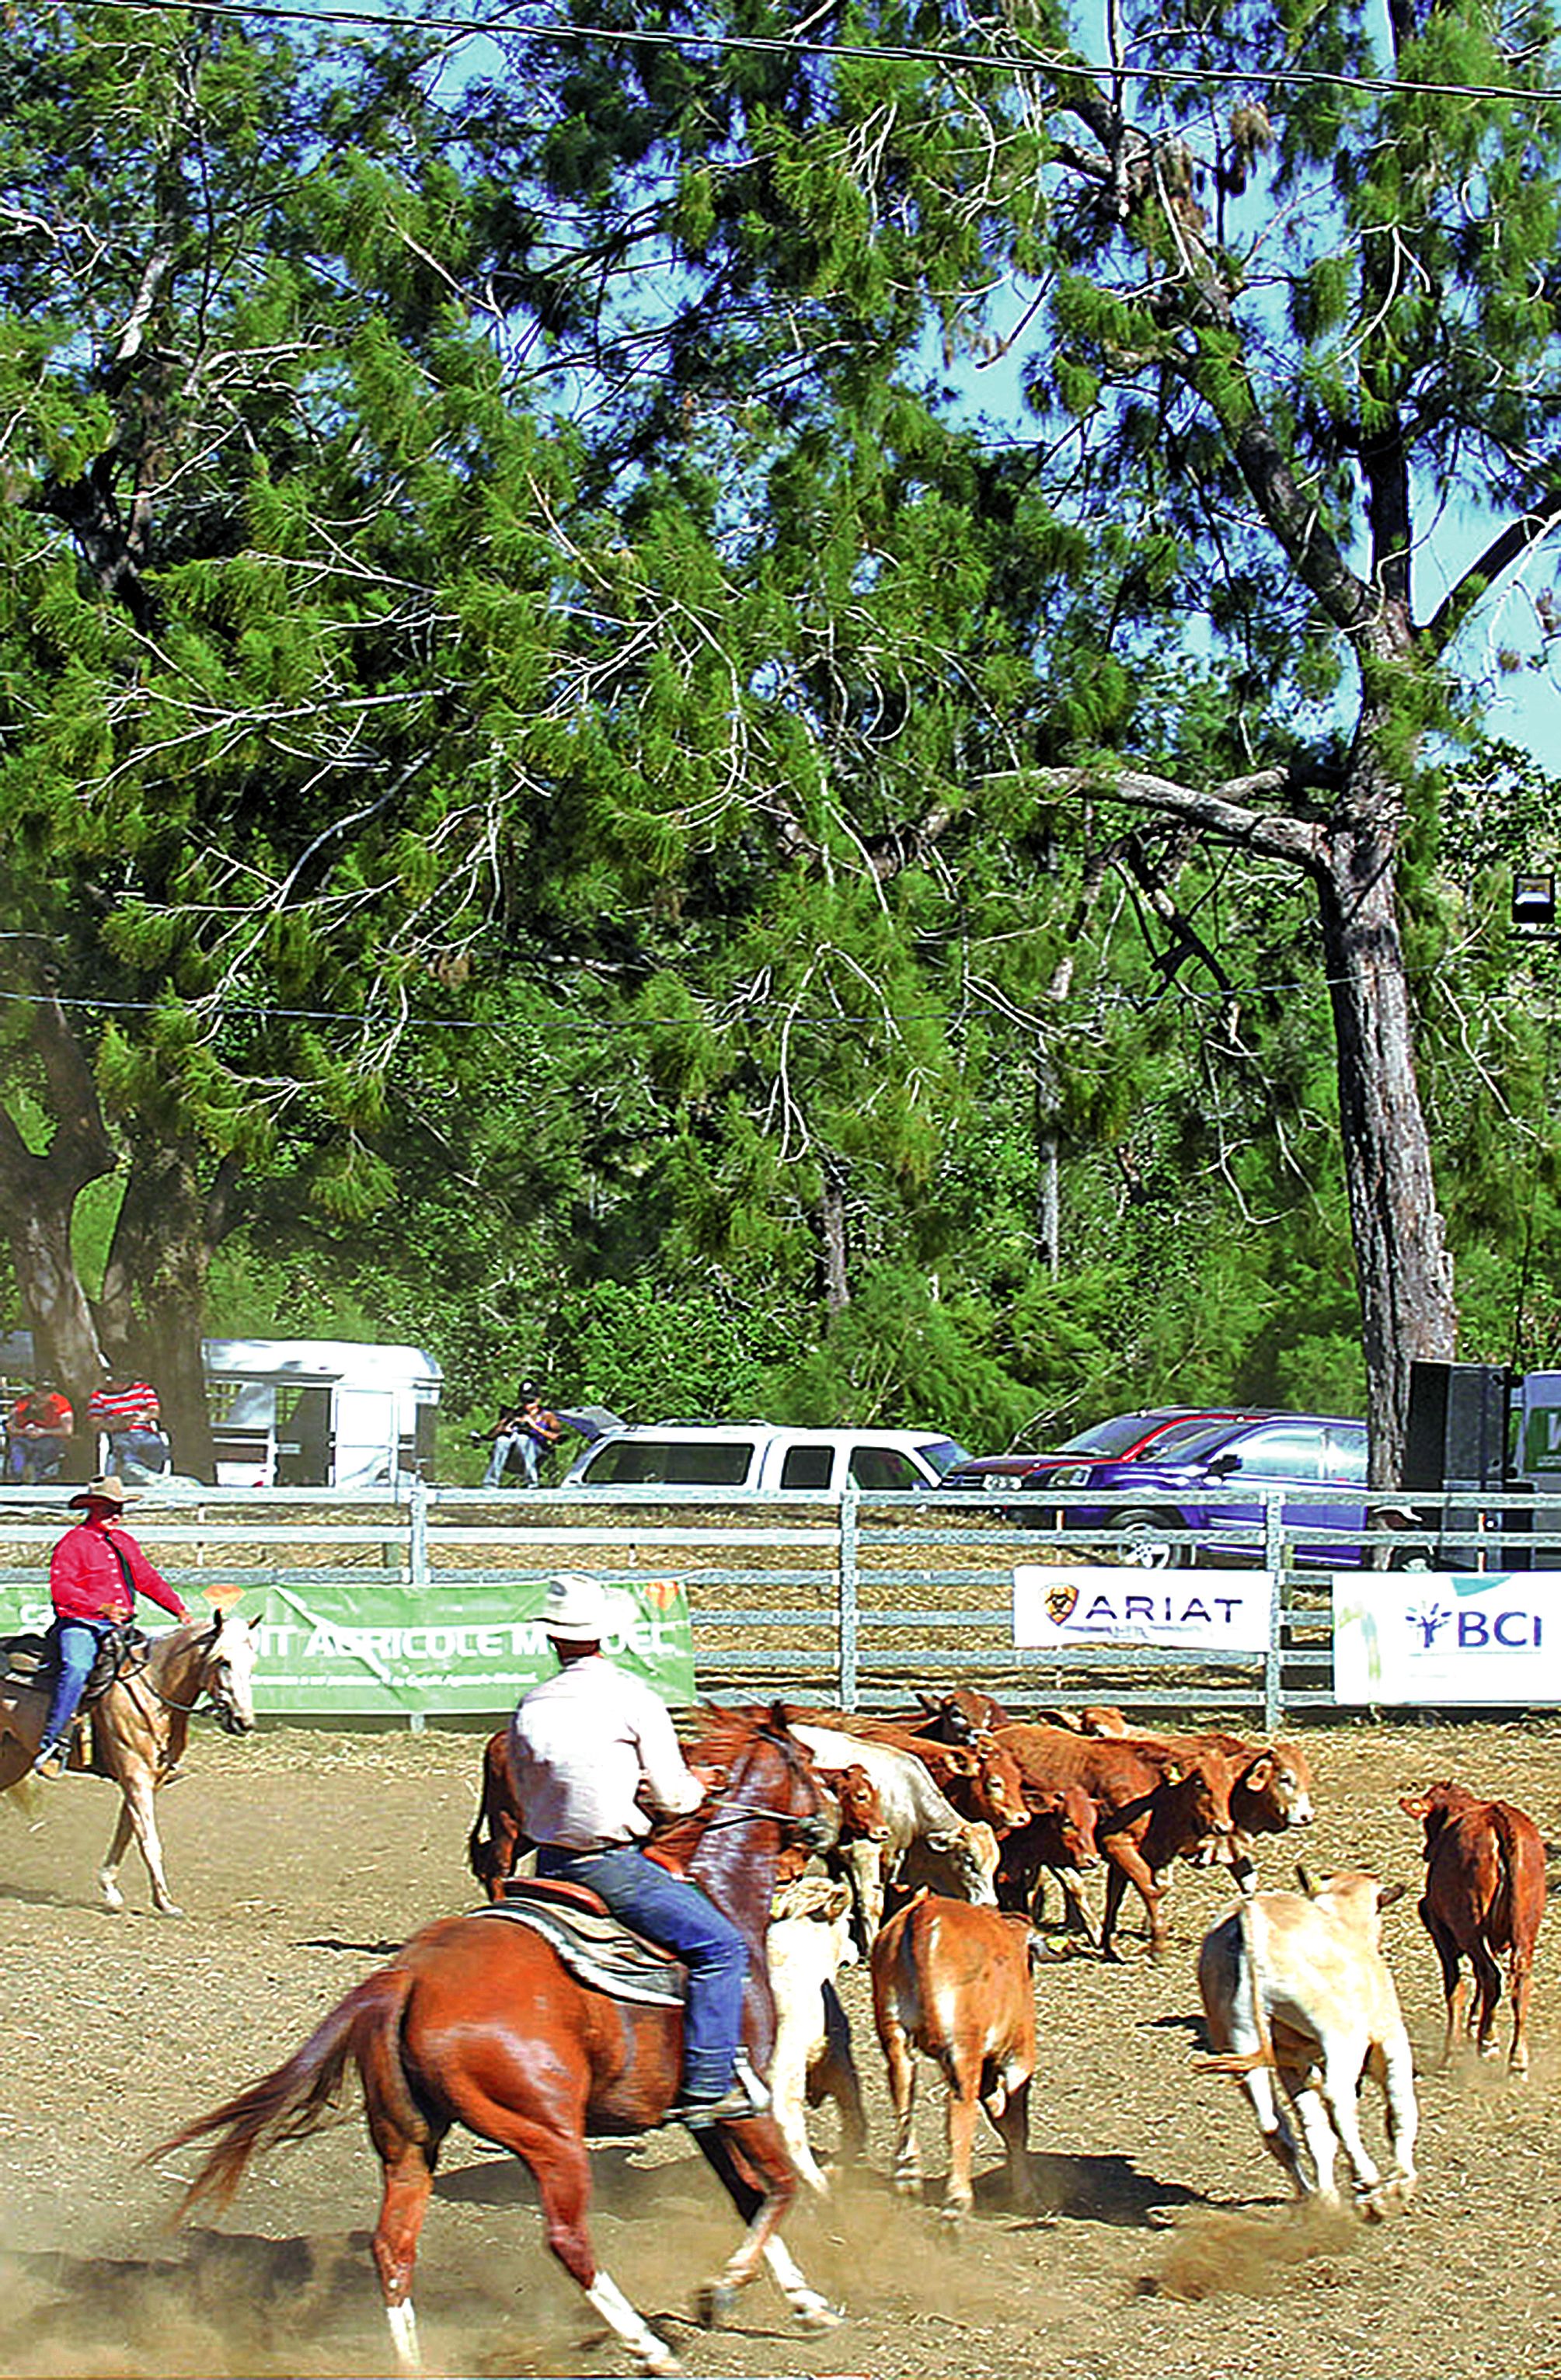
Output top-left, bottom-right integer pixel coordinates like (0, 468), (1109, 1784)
(0, 1600), (258, 1915)
(155, 1705), (842, 2378)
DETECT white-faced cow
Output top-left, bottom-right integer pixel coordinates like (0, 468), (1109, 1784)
(1197, 1867), (1418, 2217)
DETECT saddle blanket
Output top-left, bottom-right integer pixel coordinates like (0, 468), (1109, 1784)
(476, 1879), (688, 2008)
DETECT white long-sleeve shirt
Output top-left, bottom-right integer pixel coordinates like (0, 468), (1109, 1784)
(508, 1655), (703, 1850)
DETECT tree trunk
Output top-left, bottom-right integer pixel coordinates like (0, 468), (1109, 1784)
(0, 996), (117, 1474)
(98, 1143), (242, 1483)
(1314, 821), (1456, 1485)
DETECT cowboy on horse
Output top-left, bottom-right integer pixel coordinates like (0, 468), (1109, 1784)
(33, 1475), (193, 1779)
(508, 1570), (768, 2127)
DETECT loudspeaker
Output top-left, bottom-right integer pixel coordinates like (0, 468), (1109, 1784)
(1403, 1361), (1510, 1492)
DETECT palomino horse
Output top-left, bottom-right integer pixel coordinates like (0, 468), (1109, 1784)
(156, 1706), (842, 2378)
(0, 1598), (258, 1915)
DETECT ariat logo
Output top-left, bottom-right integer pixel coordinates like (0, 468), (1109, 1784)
(1046, 1581), (1080, 1625)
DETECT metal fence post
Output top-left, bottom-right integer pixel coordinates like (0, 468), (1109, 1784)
(839, 1484), (860, 1710)
(409, 1474), (429, 1592)
(1263, 1488), (1284, 1733)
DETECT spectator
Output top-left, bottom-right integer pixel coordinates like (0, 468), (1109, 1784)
(479, 1379), (563, 1489)
(89, 1367), (172, 1480)
(6, 1382), (74, 1485)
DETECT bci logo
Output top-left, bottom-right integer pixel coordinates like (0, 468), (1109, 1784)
(1405, 1584), (1542, 1651)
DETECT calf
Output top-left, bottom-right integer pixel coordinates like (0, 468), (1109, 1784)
(1197, 1869), (1418, 2216)
(1072, 1709), (1315, 1891)
(766, 1874), (868, 2194)
(789, 1719), (1000, 1950)
(772, 1758), (887, 1891)
(882, 1688), (1012, 1739)
(995, 1723), (1236, 1958)
(890, 1818), (1002, 1915)
(994, 1783), (1102, 1939)
(1400, 1780), (1547, 2074)
(870, 1888), (1041, 2215)
(803, 1710), (1030, 1837)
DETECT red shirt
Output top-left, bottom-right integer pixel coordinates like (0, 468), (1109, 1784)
(10, 1392), (72, 1439)
(50, 1517), (190, 1627)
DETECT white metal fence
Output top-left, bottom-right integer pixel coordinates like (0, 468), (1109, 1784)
(0, 1477), (1554, 1730)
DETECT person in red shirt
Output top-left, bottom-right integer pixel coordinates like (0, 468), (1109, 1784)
(33, 1475), (192, 1779)
(6, 1383), (74, 1485)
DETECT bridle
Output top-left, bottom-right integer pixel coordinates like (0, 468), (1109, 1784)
(682, 1721), (838, 1846)
(136, 1614), (249, 1730)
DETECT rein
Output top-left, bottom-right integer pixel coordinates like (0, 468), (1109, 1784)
(688, 1799), (807, 1832)
(127, 1623), (224, 1717)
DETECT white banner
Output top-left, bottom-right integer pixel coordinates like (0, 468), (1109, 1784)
(1013, 1565), (1274, 1654)
(1333, 1571), (1561, 1704)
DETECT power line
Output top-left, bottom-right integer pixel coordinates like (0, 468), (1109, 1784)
(0, 964), (1553, 1035)
(104, 0), (1561, 112)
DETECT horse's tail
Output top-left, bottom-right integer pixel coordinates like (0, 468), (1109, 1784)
(150, 1964), (417, 2216)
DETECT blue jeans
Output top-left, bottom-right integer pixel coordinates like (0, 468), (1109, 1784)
(483, 1431), (538, 1488)
(8, 1436), (67, 1485)
(537, 1842), (749, 2094)
(109, 1428), (170, 1477)
(40, 1617), (112, 1751)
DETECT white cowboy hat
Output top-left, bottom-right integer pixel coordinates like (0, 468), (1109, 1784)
(542, 1572), (612, 1643)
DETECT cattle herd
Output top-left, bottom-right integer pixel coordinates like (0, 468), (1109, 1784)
(469, 1687), (1551, 2227)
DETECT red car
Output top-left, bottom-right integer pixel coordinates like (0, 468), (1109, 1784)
(940, 1407), (1263, 1523)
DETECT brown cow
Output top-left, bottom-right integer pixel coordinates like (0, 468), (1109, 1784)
(994, 1783), (1102, 1938)
(870, 1888), (1041, 2215)
(1071, 1709), (1315, 1891)
(1399, 1780), (1548, 2074)
(881, 1688), (1013, 1740)
(995, 1723), (1237, 1958)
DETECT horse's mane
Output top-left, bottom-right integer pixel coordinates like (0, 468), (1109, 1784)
(678, 1702), (777, 1766)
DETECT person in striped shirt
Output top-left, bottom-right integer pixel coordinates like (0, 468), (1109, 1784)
(88, 1369), (172, 1480)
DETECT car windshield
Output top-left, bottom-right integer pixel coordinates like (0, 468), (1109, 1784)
(916, 1437), (974, 1477)
(1054, 1410), (1190, 1457)
(1138, 1414), (1246, 1460)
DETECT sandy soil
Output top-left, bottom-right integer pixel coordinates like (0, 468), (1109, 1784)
(3, 1715), (1561, 2380)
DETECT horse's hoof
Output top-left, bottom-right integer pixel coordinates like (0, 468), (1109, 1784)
(695, 2282), (739, 2330)
(637, 2347), (682, 2378)
(795, 2301), (846, 2333)
(152, 1902), (185, 1919)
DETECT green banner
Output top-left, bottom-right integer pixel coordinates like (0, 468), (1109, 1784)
(0, 1574), (696, 1719)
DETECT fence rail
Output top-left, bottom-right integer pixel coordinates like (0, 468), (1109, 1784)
(0, 1477), (1556, 1728)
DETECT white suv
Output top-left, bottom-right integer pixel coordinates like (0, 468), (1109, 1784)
(562, 1420), (971, 1494)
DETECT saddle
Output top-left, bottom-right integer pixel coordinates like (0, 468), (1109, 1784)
(476, 1877), (688, 2009)
(0, 1623), (147, 1698)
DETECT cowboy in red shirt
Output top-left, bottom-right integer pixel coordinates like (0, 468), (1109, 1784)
(33, 1476), (191, 1778)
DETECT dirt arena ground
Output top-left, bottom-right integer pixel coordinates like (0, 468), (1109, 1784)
(4, 1714), (1561, 2380)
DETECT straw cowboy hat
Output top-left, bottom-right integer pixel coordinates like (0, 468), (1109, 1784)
(542, 1572), (612, 1643)
(68, 1476), (134, 1511)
